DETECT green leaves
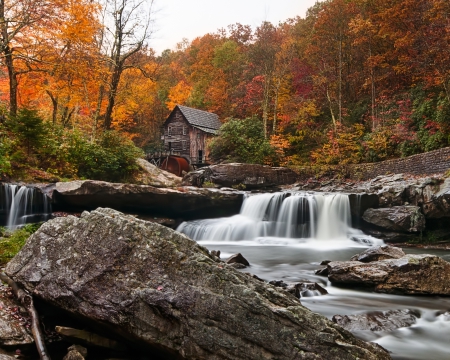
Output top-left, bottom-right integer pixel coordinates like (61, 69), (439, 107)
(209, 117), (274, 164)
(66, 130), (144, 182)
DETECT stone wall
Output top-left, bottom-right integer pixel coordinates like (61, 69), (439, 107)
(294, 147), (450, 180)
(349, 147), (450, 180)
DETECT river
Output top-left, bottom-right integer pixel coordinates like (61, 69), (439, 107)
(178, 192), (450, 360)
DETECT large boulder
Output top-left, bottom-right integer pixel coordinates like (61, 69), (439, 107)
(52, 180), (244, 220)
(420, 177), (450, 218)
(327, 254), (450, 295)
(183, 163), (299, 189)
(135, 158), (182, 188)
(362, 206), (426, 233)
(5, 208), (390, 360)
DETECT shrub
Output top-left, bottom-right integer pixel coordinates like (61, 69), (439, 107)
(0, 123), (13, 178)
(9, 108), (47, 156)
(67, 130), (144, 182)
(0, 223), (42, 264)
(209, 117), (274, 164)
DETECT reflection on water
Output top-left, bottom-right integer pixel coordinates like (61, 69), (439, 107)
(177, 192), (450, 360)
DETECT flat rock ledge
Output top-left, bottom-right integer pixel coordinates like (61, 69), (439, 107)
(328, 253), (450, 295)
(183, 163), (299, 189)
(6, 208), (389, 360)
(52, 180), (244, 220)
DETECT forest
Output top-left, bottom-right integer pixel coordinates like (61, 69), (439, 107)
(1, 0), (450, 181)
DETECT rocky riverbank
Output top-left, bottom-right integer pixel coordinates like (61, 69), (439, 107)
(3, 208), (391, 360)
(3, 163), (450, 243)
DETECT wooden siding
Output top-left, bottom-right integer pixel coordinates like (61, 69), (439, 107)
(163, 107), (215, 163)
(163, 109), (190, 157)
(189, 127), (214, 163)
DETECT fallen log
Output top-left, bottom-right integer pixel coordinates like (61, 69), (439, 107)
(0, 272), (50, 360)
(55, 326), (127, 351)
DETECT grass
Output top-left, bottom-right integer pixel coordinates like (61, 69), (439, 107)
(0, 223), (42, 265)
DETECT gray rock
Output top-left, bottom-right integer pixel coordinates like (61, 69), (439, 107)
(181, 168), (211, 188)
(0, 284), (33, 346)
(52, 180), (244, 220)
(135, 158), (182, 188)
(362, 206), (426, 232)
(63, 345), (87, 360)
(356, 174), (449, 219)
(328, 254), (450, 295)
(350, 245), (406, 262)
(287, 283), (328, 298)
(225, 253), (250, 267)
(315, 267), (329, 276)
(6, 208), (390, 360)
(183, 163), (298, 189)
(422, 177), (450, 218)
(332, 309), (420, 332)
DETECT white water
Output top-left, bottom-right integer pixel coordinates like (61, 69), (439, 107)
(178, 192), (382, 248)
(1, 184), (52, 229)
(177, 191), (450, 359)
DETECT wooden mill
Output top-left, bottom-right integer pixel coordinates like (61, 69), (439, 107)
(146, 105), (222, 176)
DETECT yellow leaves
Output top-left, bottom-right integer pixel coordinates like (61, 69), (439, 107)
(269, 134), (292, 166)
(298, 100), (320, 119)
(57, 1), (101, 47)
(310, 124), (364, 166)
(166, 81), (192, 110)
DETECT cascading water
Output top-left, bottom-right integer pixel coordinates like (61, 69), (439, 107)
(177, 191), (450, 359)
(0, 184), (52, 229)
(177, 191), (381, 247)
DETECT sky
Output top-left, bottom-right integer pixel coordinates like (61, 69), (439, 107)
(151, 0), (319, 55)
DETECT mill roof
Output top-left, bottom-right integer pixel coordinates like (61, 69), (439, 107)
(165, 105), (222, 133)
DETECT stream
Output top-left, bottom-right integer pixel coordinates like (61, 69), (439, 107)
(178, 192), (450, 360)
(2, 184), (450, 359)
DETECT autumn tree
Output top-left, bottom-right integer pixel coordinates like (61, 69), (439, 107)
(42, 0), (101, 127)
(307, 0), (358, 129)
(0, 0), (60, 116)
(99, 0), (155, 130)
(249, 21), (280, 137)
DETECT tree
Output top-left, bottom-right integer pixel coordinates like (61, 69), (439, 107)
(209, 117), (274, 164)
(249, 22), (280, 137)
(0, 0), (60, 116)
(307, 0), (358, 128)
(99, 0), (155, 130)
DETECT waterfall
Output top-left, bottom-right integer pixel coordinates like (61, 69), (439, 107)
(177, 192), (382, 246)
(0, 184), (52, 230)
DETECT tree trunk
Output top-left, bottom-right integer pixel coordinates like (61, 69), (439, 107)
(3, 45), (17, 117)
(0, 1), (18, 117)
(92, 85), (105, 141)
(104, 67), (122, 130)
(327, 87), (337, 131)
(46, 90), (58, 125)
(262, 74), (271, 139)
(273, 79), (281, 133)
